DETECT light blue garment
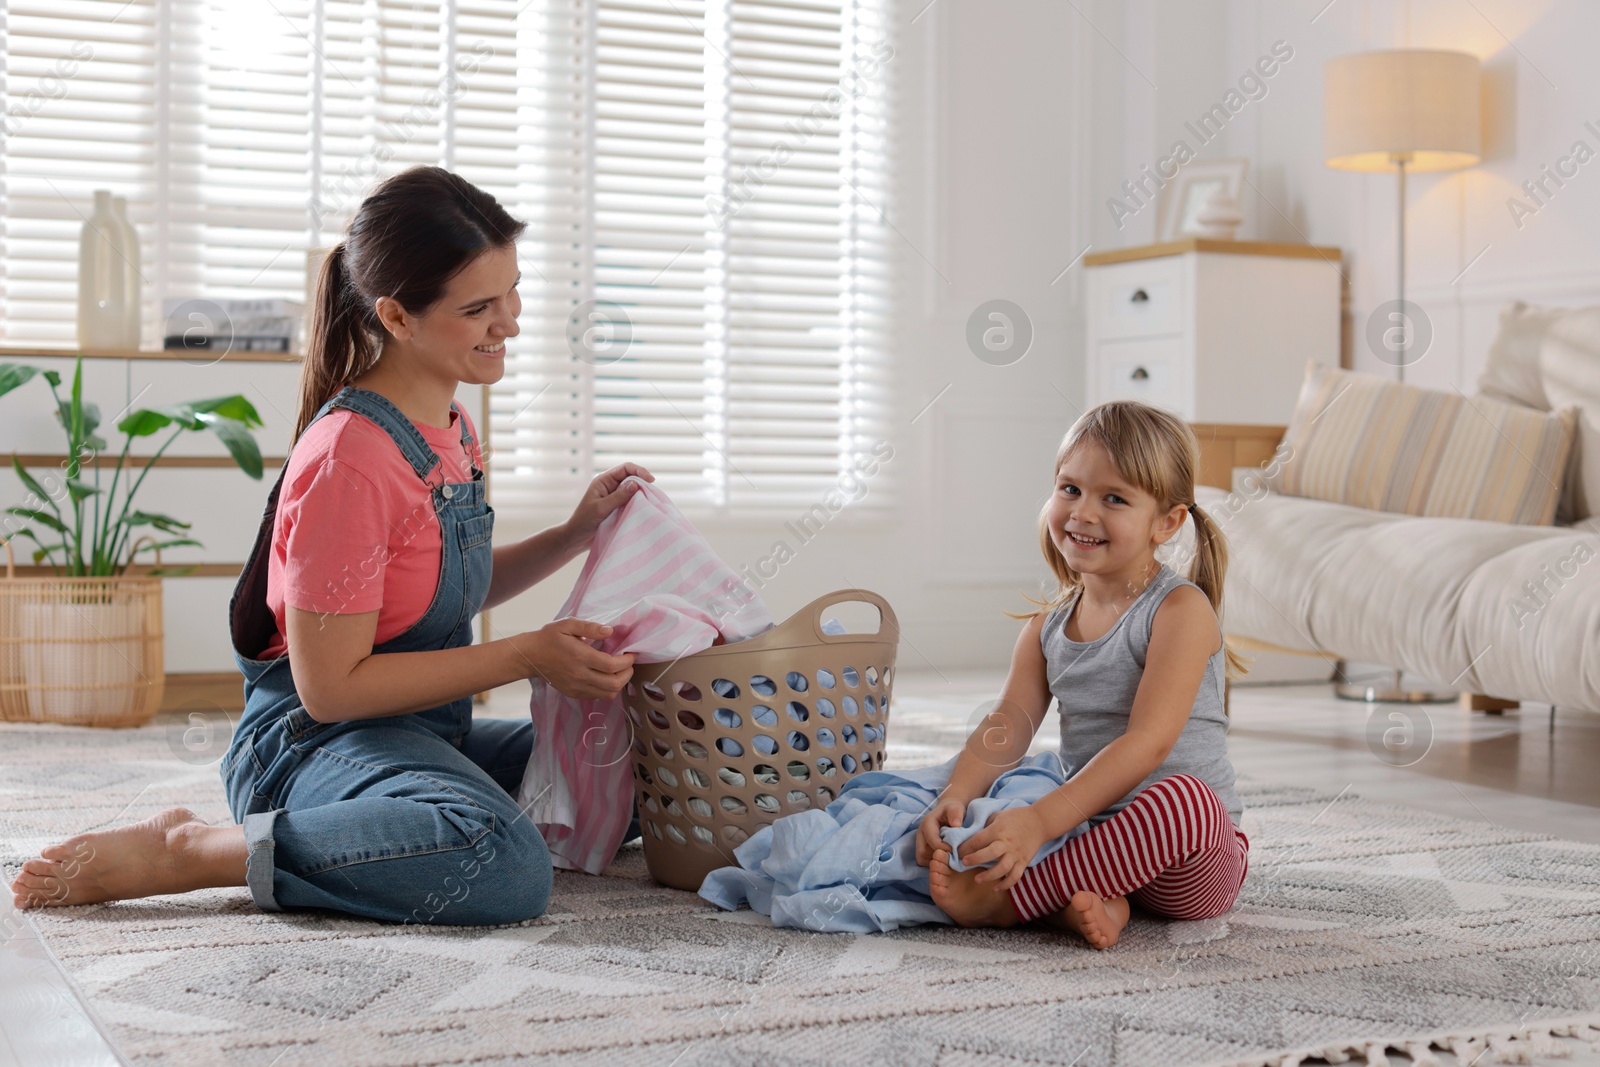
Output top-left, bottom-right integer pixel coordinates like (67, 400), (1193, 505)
(698, 751), (1086, 932)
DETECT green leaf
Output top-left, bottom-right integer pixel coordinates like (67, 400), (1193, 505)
(70, 357), (83, 438)
(124, 509), (192, 533)
(117, 408), (178, 437)
(84, 432), (107, 452)
(42, 370), (60, 386)
(0, 363), (44, 400)
(31, 543), (68, 565)
(11, 455), (59, 510)
(145, 564), (200, 577)
(56, 399), (100, 437)
(198, 413), (264, 479)
(65, 478), (102, 503)
(132, 537), (203, 552)
(5, 506), (68, 534)
(189, 395), (264, 429)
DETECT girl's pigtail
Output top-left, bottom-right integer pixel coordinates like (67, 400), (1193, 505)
(1187, 502), (1249, 681)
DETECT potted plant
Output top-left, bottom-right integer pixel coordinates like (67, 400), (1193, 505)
(0, 355), (263, 725)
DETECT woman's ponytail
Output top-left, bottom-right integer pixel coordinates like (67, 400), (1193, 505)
(292, 242), (377, 447)
(1186, 501), (1248, 681)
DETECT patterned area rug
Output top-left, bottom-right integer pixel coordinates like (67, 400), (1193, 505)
(4, 703), (1600, 1067)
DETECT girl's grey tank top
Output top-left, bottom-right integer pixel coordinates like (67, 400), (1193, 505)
(1041, 562), (1243, 829)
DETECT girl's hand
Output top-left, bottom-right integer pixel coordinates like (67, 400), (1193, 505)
(565, 463), (655, 552)
(915, 796), (967, 867)
(954, 805), (1049, 893)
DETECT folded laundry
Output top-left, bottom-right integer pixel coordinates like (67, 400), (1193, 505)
(515, 476), (776, 874)
(698, 751), (1087, 932)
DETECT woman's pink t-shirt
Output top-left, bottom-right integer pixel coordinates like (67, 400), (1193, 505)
(258, 403), (483, 661)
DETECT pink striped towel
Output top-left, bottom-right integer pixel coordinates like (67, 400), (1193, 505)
(514, 475), (775, 874)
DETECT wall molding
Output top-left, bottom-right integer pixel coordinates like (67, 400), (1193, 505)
(1409, 269), (1600, 308)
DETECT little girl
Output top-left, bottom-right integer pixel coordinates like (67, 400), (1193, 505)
(921, 400), (1248, 949)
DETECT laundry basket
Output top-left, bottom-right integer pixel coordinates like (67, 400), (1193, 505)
(624, 588), (899, 892)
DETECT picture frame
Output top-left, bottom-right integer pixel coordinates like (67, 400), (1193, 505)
(1157, 158), (1248, 242)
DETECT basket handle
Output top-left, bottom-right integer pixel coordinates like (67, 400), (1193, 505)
(804, 587), (898, 644)
(126, 535), (165, 574)
(0, 533), (12, 579)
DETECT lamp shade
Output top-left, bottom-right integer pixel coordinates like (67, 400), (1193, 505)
(1324, 50), (1481, 172)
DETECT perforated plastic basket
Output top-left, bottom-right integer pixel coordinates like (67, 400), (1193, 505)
(623, 588), (899, 892)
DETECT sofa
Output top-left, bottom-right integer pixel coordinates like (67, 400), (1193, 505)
(1181, 301), (1600, 714)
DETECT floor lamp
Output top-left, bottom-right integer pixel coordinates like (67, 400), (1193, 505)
(1323, 49), (1481, 704)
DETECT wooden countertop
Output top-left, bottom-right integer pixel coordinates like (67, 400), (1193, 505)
(1084, 239), (1343, 267)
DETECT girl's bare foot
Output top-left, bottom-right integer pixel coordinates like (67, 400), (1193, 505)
(9, 806), (247, 909)
(929, 848), (1019, 928)
(1043, 891), (1130, 949)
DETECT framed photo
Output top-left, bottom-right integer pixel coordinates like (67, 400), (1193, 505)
(1157, 158), (1248, 242)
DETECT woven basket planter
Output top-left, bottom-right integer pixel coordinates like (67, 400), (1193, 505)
(0, 535), (166, 727)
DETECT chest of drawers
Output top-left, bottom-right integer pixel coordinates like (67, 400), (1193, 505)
(1083, 239), (1343, 424)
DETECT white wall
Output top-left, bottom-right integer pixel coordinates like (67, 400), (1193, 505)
(1210, 0), (1600, 388)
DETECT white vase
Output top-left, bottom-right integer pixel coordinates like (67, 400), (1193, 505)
(16, 599), (148, 723)
(112, 195), (142, 349)
(76, 189), (130, 350)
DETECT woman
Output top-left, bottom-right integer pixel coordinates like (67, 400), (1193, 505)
(10, 166), (650, 925)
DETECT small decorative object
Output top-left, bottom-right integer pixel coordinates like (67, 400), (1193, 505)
(162, 297), (304, 353)
(0, 357), (265, 726)
(76, 189), (133, 350)
(1192, 186), (1243, 240)
(1157, 158), (1249, 241)
(111, 194), (142, 348)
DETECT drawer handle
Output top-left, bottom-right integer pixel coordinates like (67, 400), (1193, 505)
(1130, 366), (1150, 381)
(1129, 288), (1149, 303)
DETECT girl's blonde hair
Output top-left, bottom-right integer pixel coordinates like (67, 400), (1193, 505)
(1010, 400), (1248, 679)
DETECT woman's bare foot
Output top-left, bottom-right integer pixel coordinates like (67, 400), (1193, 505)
(1042, 891), (1130, 949)
(928, 848), (1019, 928)
(9, 806), (247, 909)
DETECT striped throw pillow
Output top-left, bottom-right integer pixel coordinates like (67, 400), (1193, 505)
(1267, 360), (1577, 525)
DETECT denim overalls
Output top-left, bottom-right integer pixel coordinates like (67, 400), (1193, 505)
(220, 385), (553, 925)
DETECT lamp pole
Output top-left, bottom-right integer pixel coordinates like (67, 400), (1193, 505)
(1395, 152), (1408, 384)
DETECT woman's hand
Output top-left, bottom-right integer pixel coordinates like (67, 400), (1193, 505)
(915, 796), (967, 867)
(954, 805), (1049, 893)
(564, 463), (656, 552)
(522, 618), (635, 700)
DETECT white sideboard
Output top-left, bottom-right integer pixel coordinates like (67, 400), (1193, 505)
(1084, 239), (1344, 424)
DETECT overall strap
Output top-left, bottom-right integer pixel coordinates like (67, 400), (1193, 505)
(317, 386), (459, 486)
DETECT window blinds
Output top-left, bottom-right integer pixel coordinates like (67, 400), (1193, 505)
(0, 0), (895, 517)
(500, 0), (897, 514)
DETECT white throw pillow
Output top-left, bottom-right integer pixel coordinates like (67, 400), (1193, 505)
(1478, 300), (1562, 410)
(1539, 308), (1600, 523)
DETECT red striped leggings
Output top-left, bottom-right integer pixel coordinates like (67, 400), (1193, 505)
(1008, 773), (1249, 923)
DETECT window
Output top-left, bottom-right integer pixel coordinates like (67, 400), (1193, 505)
(501, 0), (897, 515)
(0, 0), (896, 517)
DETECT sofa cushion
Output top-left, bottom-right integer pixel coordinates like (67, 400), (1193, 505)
(1476, 300), (1560, 410)
(1540, 307), (1600, 522)
(1268, 360), (1576, 526)
(1193, 484), (1600, 710)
